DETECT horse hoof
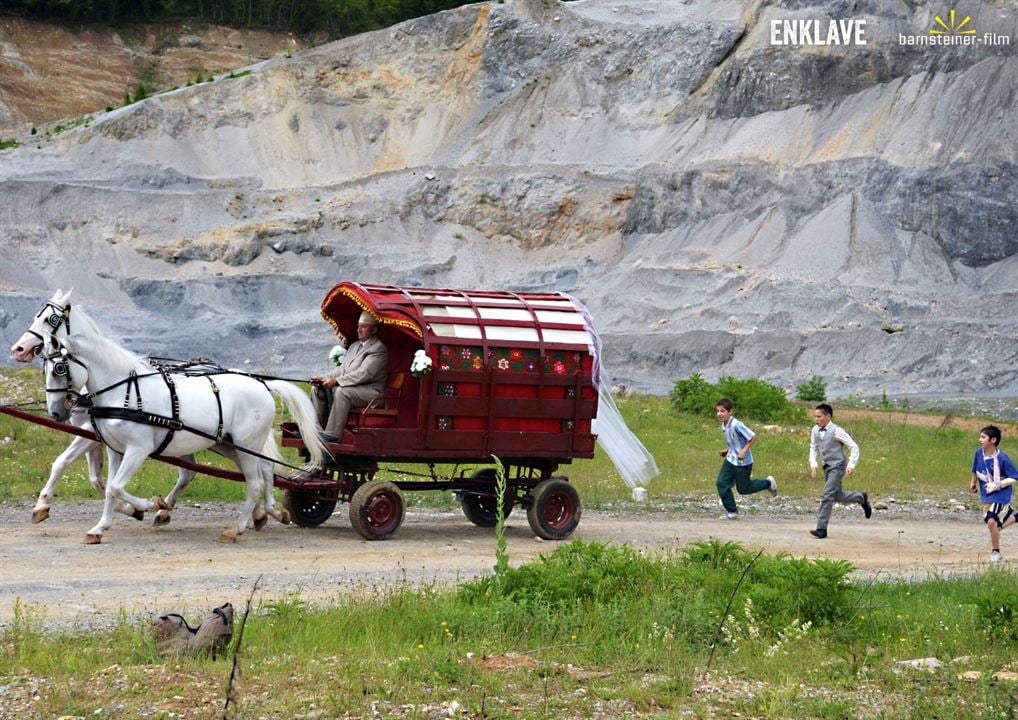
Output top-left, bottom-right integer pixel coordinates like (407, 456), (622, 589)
(153, 511), (171, 527)
(278, 509), (292, 525)
(131, 509), (145, 522)
(153, 495), (172, 511)
(219, 531), (238, 544)
(83, 533), (102, 545)
(31, 507), (50, 524)
(253, 514), (268, 532)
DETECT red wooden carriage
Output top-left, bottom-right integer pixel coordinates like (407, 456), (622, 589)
(280, 281), (601, 540)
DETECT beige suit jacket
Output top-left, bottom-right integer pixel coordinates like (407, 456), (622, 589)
(332, 337), (388, 393)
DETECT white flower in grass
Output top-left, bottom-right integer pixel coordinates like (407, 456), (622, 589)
(328, 344), (347, 366)
(410, 349), (433, 378)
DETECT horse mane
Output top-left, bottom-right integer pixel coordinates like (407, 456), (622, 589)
(71, 305), (152, 376)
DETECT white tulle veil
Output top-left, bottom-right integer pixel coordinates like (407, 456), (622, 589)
(568, 295), (660, 489)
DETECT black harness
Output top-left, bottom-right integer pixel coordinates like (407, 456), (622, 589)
(46, 346), (300, 469)
(35, 301), (310, 471)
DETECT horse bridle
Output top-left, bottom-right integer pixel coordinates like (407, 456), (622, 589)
(41, 336), (89, 411)
(25, 301), (72, 358)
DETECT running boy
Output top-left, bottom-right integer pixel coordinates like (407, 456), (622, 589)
(969, 425), (1017, 563)
(808, 403), (870, 538)
(714, 398), (778, 520)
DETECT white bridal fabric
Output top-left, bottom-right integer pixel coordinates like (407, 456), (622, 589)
(568, 296), (660, 490)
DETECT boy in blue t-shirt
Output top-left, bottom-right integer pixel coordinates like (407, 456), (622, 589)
(969, 425), (1017, 564)
(714, 398), (778, 520)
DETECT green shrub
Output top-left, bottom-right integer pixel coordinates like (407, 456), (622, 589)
(669, 372), (718, 416)
(671, 373), (805, 423)
(0, 138), (17, 150)
(796, 375), (827, 402)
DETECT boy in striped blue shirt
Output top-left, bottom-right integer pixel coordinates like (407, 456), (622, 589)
(714, 398), (778, 520)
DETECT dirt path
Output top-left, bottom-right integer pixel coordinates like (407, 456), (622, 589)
(0, 500), (1002, 630)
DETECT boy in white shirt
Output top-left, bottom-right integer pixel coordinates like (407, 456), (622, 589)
(808, 404), (871, 538)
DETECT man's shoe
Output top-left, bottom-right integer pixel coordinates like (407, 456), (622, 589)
(810, 529), (827, 539)
(989, 549), (1003, 564)
(321, 432), (341, 444)
(767, 475), (779, 497)
(862, 492), (872, 519)
(720, 512), (740, 521)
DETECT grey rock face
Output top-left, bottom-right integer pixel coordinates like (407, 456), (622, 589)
(0, 0), (1015, 404)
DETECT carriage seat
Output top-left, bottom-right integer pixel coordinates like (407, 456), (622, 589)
(349, 371), (406, 428)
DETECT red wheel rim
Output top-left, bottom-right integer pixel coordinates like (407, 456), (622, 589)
(543, 491), (576, 530)
(365, 491), (400, 532)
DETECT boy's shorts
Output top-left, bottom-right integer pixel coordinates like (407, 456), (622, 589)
(983, 502), (1015, 528)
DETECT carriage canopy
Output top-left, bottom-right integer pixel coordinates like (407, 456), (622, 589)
(320, 281), (598, 356)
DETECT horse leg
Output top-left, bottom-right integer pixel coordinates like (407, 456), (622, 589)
(101, 448), (144, 521)
(33, 435), (100, 523)
(220, 453), (265, 543)
(85, 448), (158, 543)
(260, 458), (290, 526)
(153, 457), (196, 526)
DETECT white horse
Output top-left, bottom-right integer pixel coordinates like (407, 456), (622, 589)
(19, 291), (327, 544)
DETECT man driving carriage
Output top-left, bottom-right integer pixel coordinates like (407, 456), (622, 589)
(310, 311), (389, 442)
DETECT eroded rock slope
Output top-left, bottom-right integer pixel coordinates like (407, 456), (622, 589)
(1, 0), (1016, 397)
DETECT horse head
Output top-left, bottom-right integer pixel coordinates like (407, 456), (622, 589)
(11, 289), (73, 362)
(41, 334), (89, 422)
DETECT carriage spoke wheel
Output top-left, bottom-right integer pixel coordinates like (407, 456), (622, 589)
(282, 489), (337, 528)
(349, 480), (405, 540)
(526, 478), (581, 540)
(460, 468), (515, 527)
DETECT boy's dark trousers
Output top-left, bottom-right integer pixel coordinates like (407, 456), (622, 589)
(716, 460), (771, 513)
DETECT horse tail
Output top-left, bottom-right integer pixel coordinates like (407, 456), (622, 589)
(264, 380), (328, 467)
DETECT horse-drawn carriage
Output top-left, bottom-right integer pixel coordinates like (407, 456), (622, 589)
(5, 282), (659, 544)
(279, 281), (601, 540)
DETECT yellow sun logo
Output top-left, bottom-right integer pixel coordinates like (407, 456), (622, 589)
(930, 9), (976, 35)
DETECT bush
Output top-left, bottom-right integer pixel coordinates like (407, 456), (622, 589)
(671, 373), (805, 423)
(796, 375), (827, 402)
(669, 372), (718, 416)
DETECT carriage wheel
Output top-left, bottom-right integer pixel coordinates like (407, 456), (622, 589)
(461, 469), (515, 527)
(526, 478), (581, 540)
(349, 480), (405, 540)
(282, 489), (337, 528)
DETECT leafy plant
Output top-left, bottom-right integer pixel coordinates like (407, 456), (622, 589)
(0, 138), (17, 150)
(493, 456), (509, 582)
(796, 375), (827, 402)
(669, 372), (717, 416)
(671, 373), (805, 422)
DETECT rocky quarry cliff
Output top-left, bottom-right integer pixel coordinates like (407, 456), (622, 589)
(1, 0), (1016, 403)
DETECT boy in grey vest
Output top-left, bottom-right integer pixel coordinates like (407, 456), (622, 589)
(808, 404), (871, 538)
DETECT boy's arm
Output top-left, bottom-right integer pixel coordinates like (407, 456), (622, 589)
(970, 472), (979, 494)
(835, 427), (860, 472)
(808, 429), (818, 472)
(738, 433), (756, 461)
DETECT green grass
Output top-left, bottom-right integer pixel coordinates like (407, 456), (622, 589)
(2, 541), (1016, 718)
(0, 367), (1001, 508)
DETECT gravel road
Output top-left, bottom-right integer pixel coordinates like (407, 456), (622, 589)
(0, 497), (1003, 630)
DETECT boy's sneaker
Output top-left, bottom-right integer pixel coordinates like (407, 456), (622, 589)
(989, 550), (1002, 564)
(862, 492), (872, 519)
(720, 512), (740, 520)
(767, 476), (779, 497)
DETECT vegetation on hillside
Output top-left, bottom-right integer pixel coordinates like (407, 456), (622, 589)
(1, 0), (476, 36)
